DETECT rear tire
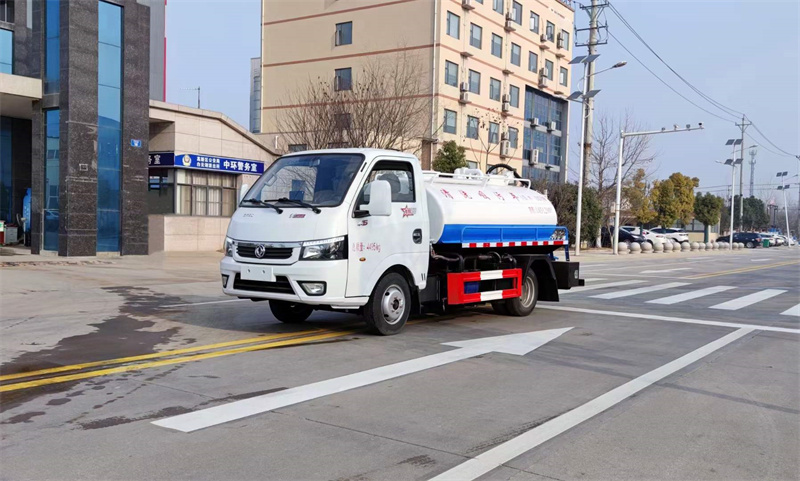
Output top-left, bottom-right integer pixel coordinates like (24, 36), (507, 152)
(363, 272), (410, 335)
(491, 301), (510, 315)
(269, 300), (313, 324)
(505, 268), (538, 316)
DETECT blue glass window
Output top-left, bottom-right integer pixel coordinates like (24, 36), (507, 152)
(335, 22), (352, 46)
(0, 28), (12, 74)
(44, 109), (60, 251)
(97, 0), (122, 252)
(44, 0), (60, 93)
(0, 118), (12, 222)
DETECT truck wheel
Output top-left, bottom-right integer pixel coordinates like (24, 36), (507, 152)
(491, 301), (510, 315)
(269, 300), (313, 324)
(364, 273), (410, 335)
(505, 269), (538, 316)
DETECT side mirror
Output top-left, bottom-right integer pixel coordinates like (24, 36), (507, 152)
(238, 184), (250, 203)
(366, 180), (392, 217)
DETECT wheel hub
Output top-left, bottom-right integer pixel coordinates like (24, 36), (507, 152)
(381, 285), (406, 325)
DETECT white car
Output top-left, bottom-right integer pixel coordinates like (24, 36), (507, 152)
(651, 227), (690, 244)
(621, 226), (666, 245)
(759, 233), (777, 247)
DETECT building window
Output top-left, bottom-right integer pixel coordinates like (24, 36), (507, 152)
(444, 60), (458, 87)
(511, 2), (522, 24)
(491, 33), (502, 58)
(43, 109), (60, 251)
(466, 116), (479, 139)
(489, 78), (501, 101)
(97, 0), (123, 252)
(334, 67), (352, 91)
(335, 21), (352, 46)
(528, 51), (538, 72)
(288, 144), (307, 153)
(0, 0), (14, 22)
(508, 127), (518, 149)
(0, 28), (11, 74)
(45, 0), (60, 93)
(468, 69), (480, 94)
(489, 122), (499, 144)
(510, 43), (521, 66)
(559, 67), (568, 86)
(544, 59), (554, 80)
(530, 11), (539, 33)
(176, 170), (237, 217)
(492, 0), (503, 14)
(470, 23), (482, 49)
(560, 29), (570, 50)
(509, 84), (519, 108)
(446, 11), (460, 39)
(546, 21), (555, 42)
(443, 109), (457, 134)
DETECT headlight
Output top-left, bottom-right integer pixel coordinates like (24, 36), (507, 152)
(224, 237), (234, 257)
(300, 236), (347, 260)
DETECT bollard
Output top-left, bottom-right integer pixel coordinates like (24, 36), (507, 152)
(618, 242), (629, 255)
(663, 240), (673, 253)
(690, 241), (699, 251)
(706, 242), (714, 250)
(653, 240), (663, 253)
(630, 242), (641, 254)
(712, 242), (719, 250)
(681, 241), (690, 251)
(642, 241), (653, 253)
(698, 242), (705, 251)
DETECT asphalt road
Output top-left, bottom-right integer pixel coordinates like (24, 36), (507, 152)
(1, 248), (798, 481)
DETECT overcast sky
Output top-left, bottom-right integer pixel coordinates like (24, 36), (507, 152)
(165, 0), (799, 203)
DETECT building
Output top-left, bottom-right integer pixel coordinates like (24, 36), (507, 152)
(259, 0), (574, 181)
(149, 0), (166, 101)
(249, 57), (261, 133)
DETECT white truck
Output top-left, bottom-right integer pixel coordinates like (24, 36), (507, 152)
(221, 149), (581, 335)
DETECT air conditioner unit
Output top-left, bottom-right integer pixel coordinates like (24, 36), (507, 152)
(557, 33), (564, 49)
(501, 93), (510, 103)
(539, 76), (548, 88)
(501, 101), (510, 113)
(528, 149), (540, 166)
(461, 0), (475, 9)
(501, 131), (509, 141)
(532, 117), (542, 127)
(459, 91), (470, 104)
(500, 140), (510, 158)
(504, 16), (516, 32)
(548, 121), (557, 131)
(460, 82), (469, 92)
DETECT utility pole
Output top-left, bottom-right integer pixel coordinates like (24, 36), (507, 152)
(735, 115), (751, 225)
(748, 146), (757, 197)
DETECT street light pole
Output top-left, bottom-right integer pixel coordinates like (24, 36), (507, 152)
(729, 161), (736, 247)
(612, 124), (704, 254)
(777, 171), (792, 239)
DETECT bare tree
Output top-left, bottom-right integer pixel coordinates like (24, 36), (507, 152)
(275, 50), (430, 153)
(463, 108), (507, 169)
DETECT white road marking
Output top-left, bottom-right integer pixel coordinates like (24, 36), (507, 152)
(709, 289), (787, 311)
(581, 278), (607, 283)
(538, 305), (800, 334)
(160, 299), (246, 308)
(428, 328), (754, 481)
(640, 268), (692, 274)
(591, 282), (690, 300)
(153, 328), (572, 433)
(779, 303), (800, 317)
(750, 258), (772, 262)
(646, 285), (737, 305)
(560, 280), (643, 294)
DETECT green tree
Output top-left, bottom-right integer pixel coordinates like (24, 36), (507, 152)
(693, 192), (724, 242)
(531, 180), (602, 248)
(432, 141), (467, 173)
(651, 173), (699, 229)
(742, 196), (769, 231)
(623, 168), (655, 225)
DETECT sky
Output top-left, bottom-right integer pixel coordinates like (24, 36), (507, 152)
(164, 0), (799, 204)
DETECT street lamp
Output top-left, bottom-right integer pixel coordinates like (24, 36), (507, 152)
(717, 157), (742, 249)
(567, 55), (625, 256)
(726, 139), (743, 231)
(777, 171), (792, 238)
(611, 124), (704, 254)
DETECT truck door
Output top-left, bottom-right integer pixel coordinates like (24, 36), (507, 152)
(346, 159), (427, 297)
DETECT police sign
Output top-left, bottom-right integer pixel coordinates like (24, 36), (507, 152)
(148, 152), (265, 174)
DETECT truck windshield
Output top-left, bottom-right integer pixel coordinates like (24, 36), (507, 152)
(242, 153), (363, 207)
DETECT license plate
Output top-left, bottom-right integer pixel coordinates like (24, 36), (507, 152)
(241, 266), (275, 282)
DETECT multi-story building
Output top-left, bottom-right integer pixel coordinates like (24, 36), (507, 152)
(259, 0), (574, 181)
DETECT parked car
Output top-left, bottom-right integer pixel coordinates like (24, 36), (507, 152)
(759, 233), (776, 247)
(717, 232), (763, 248)
(621, 226), (666, 245)
(650, 227), (690, 244)
(774, 235), (787, 246)
(601, 226), (646, 247)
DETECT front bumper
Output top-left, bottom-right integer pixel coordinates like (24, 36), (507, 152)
(220, 257), (368, 308)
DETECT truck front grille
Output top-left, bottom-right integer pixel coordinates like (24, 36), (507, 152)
(236, 243), (294, 260)
(233, 275), (295, 294)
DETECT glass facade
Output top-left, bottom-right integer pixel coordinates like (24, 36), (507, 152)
(44, 110), (60, 251)
(0, 28), (12, 74)
(44, 0), (60, 93)
(523, 87), (566, 172)
(0, 118), (11, 222)
(97, 0), (123, 251)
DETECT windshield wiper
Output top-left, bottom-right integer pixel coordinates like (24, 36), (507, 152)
(275, 197), (321, 214)
(241, 198), (283, 213)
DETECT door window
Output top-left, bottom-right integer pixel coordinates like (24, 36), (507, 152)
(356, 161), (415, 207)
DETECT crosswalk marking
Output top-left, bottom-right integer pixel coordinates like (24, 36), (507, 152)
(560, 280), (643, 294)
(646, 286), (737, 305)
(780, 303), (800, 317)
(591, 282), (691, 300)
(640, 268), (692, 274)
(709, 289), (787, 311)
(582, 278), (607, 283)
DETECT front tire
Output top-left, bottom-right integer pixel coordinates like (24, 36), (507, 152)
(505, 268), (538, 316)
(364, 272), (410, 335)
(269, 300), (313, 324)
(746, 241), (754, 248)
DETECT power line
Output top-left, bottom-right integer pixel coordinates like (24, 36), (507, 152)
(747, 120), (797, 158)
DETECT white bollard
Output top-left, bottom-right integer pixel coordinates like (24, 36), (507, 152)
(642, 241), (653, 253)
(653, 240), (663, 253)
(706, 242), (714, 250)
(681, 241), (690, 251)
(663, 240), (673, 253)
(630, 242), (642, 254)
(618, 242), (629, 255)
(690, 241), (699, 251)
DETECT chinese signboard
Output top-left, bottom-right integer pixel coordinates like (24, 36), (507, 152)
(148, 152), (265, 175)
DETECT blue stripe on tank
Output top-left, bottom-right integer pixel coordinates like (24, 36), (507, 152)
(438, 224), (567, 244)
